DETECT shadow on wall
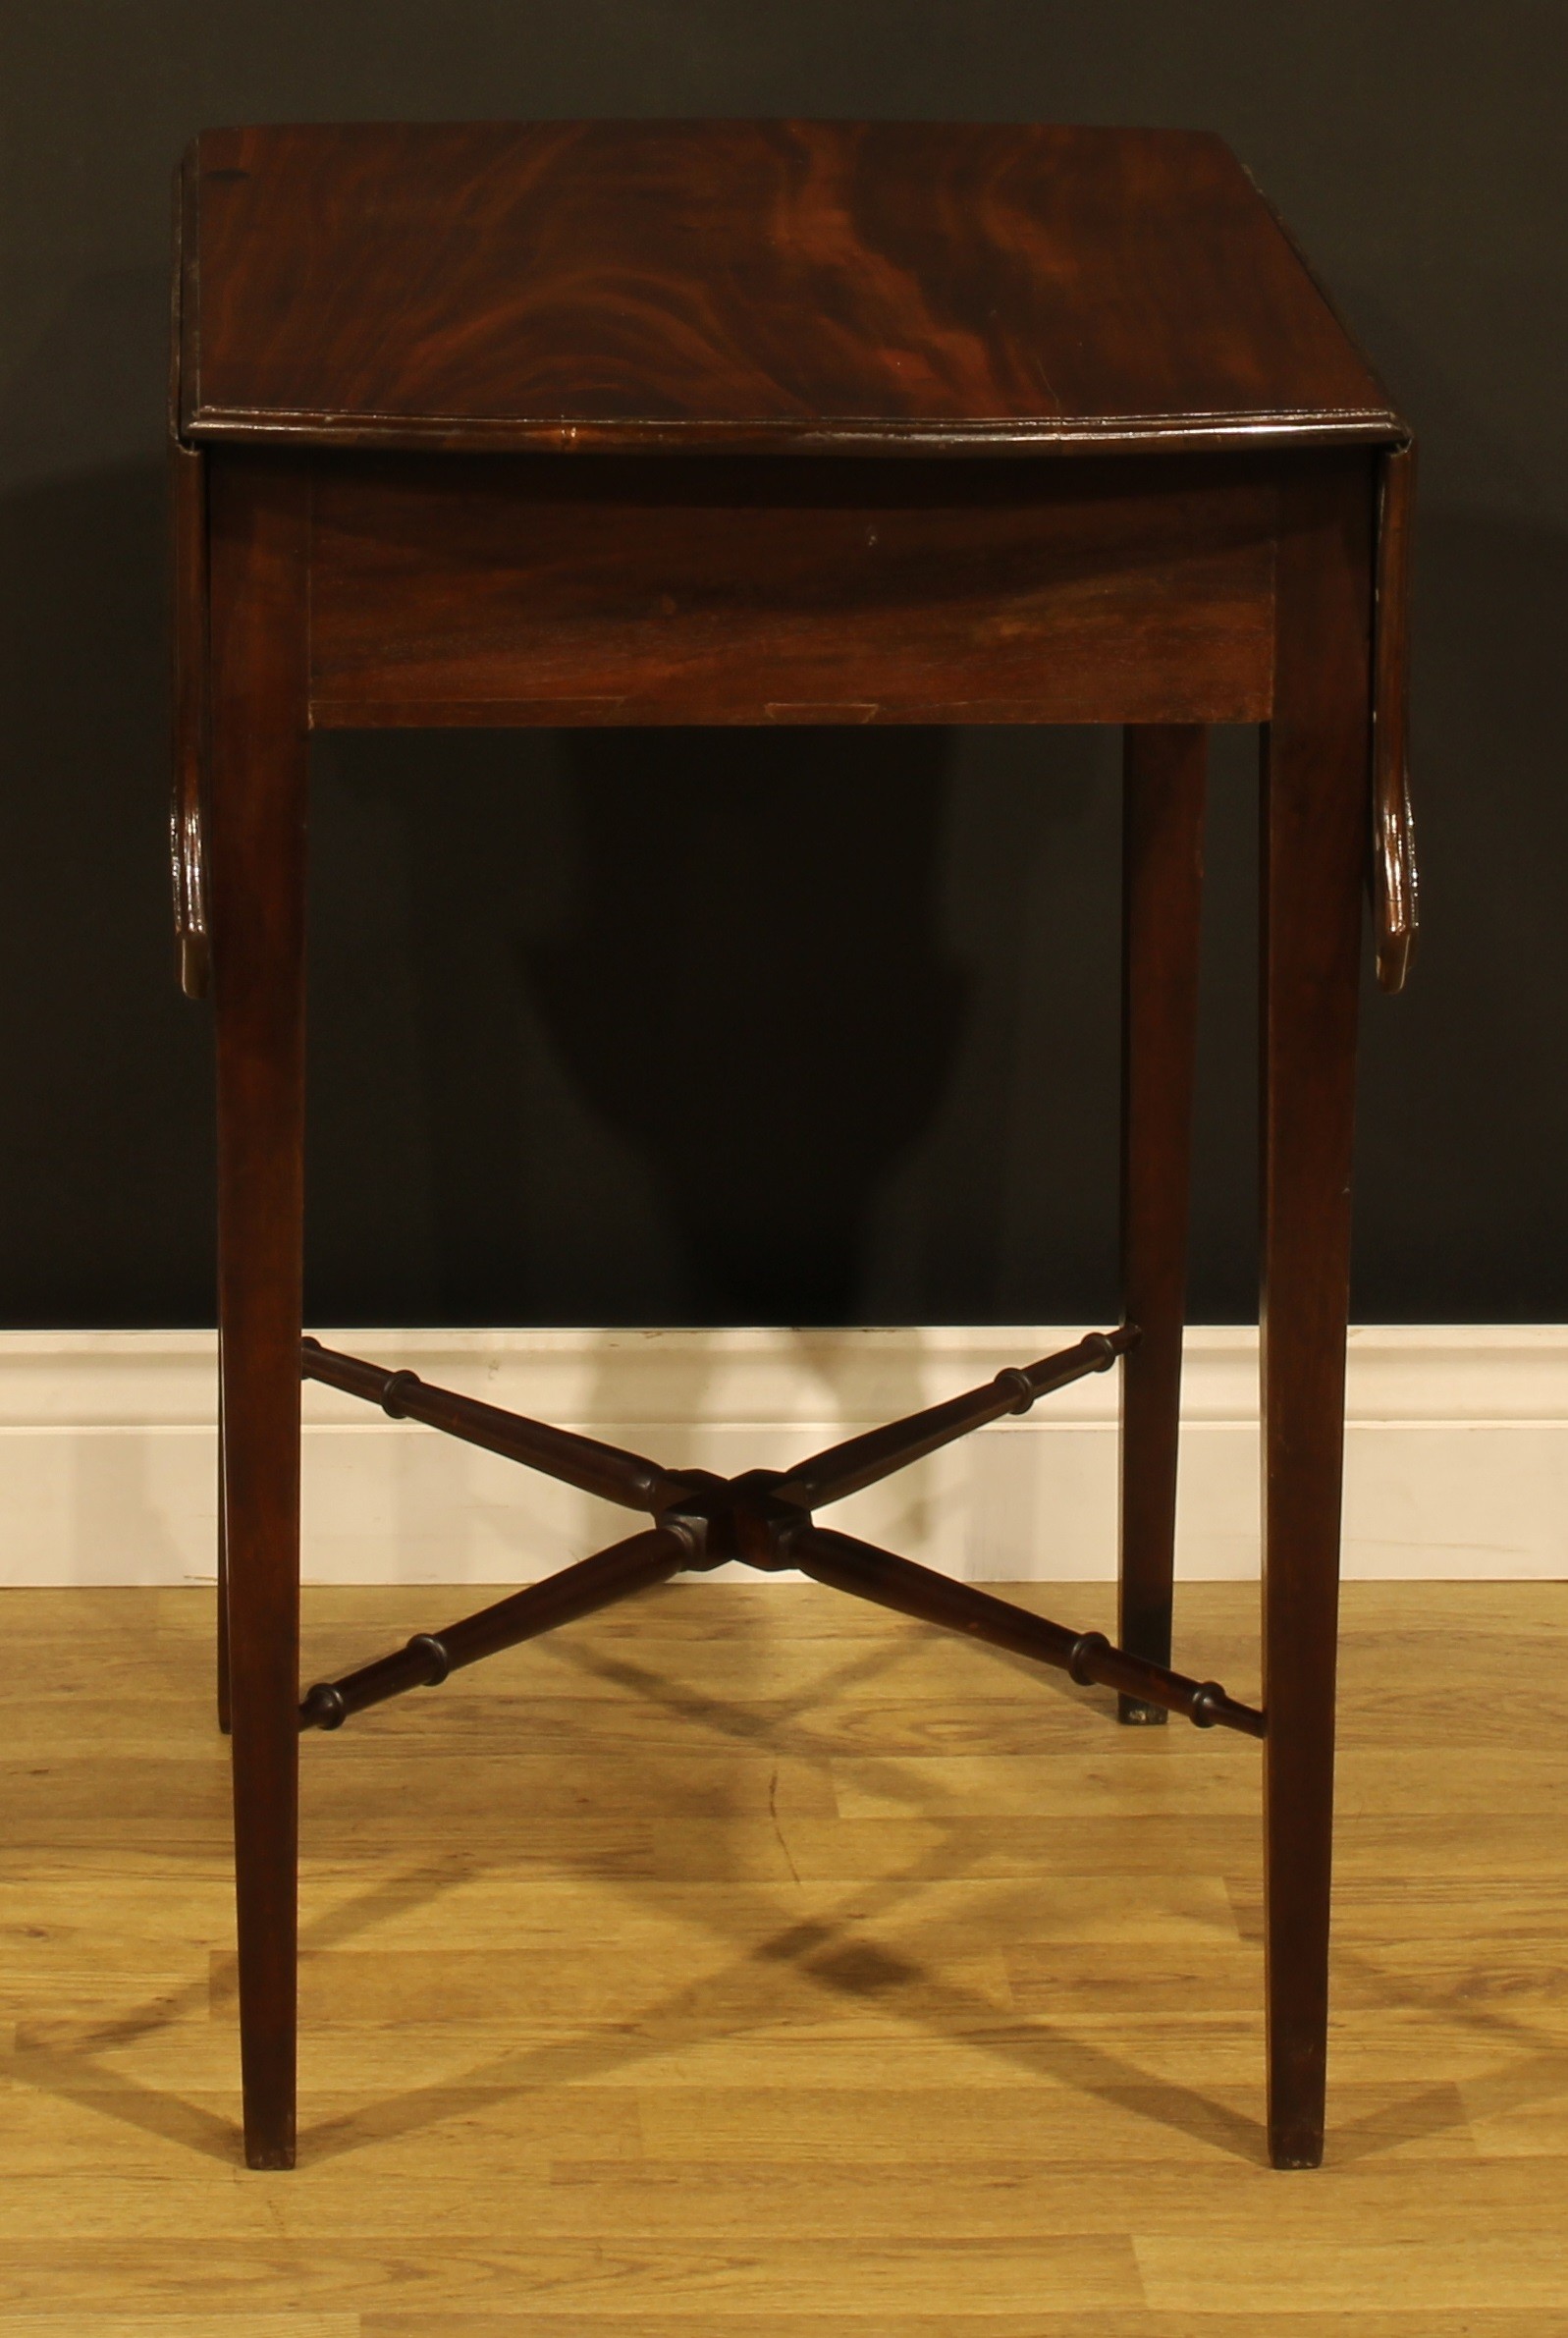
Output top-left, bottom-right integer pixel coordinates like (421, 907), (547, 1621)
(525, 726), (968, 1324)
(1, 439), (1566, 1329)
(319, 725), (973, 1324)
(310, 725), (984, 1327)
(309, 720), (1132, 1328)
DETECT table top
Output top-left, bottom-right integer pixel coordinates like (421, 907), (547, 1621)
(177, 120), (1405, 459)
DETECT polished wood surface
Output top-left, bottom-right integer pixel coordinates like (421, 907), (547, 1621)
(307, 454), (1277, 729)
(168, 441), (209, 997)
(1117, 726), (1207, 1721)
(300, 1334), (691, 1513)
(173, 122), (1419, 2168)
(4, 1581), (1566, 2330)
(208, 455), (311, 2171)
(1372, 443), (1419, 992)
(1258, 455), (1374, 2168)
(297, 1325), (1266, 1738)
(180, 122), (1403, 457)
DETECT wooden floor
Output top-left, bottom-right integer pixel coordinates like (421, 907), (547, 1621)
(3, 1578), (1567, 2332)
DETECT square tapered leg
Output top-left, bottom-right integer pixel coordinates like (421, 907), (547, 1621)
(1259, 460), (1372, 2170)
(209, 457), (310, 2172)
(1117, 724), (1207, 1722)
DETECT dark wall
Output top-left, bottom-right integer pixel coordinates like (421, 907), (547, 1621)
(2, 5), (1563, 1329)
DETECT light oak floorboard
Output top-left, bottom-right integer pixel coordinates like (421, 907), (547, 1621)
(2, 1581), (1566, 2329)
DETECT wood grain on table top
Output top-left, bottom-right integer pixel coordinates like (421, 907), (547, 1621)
(178, 121), (1406, 456)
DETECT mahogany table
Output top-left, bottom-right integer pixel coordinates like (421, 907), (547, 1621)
(169, 120), (1417, 2172)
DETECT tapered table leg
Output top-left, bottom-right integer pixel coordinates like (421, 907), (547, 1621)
(1260, 459), (1372, 2170)
(1117, 725), (1207, 1723)
(216, 1374), (231, 1735)
(208, 456), (310, 2172)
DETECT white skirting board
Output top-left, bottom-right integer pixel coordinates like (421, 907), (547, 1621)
(0, 1326), (1565, 1588)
